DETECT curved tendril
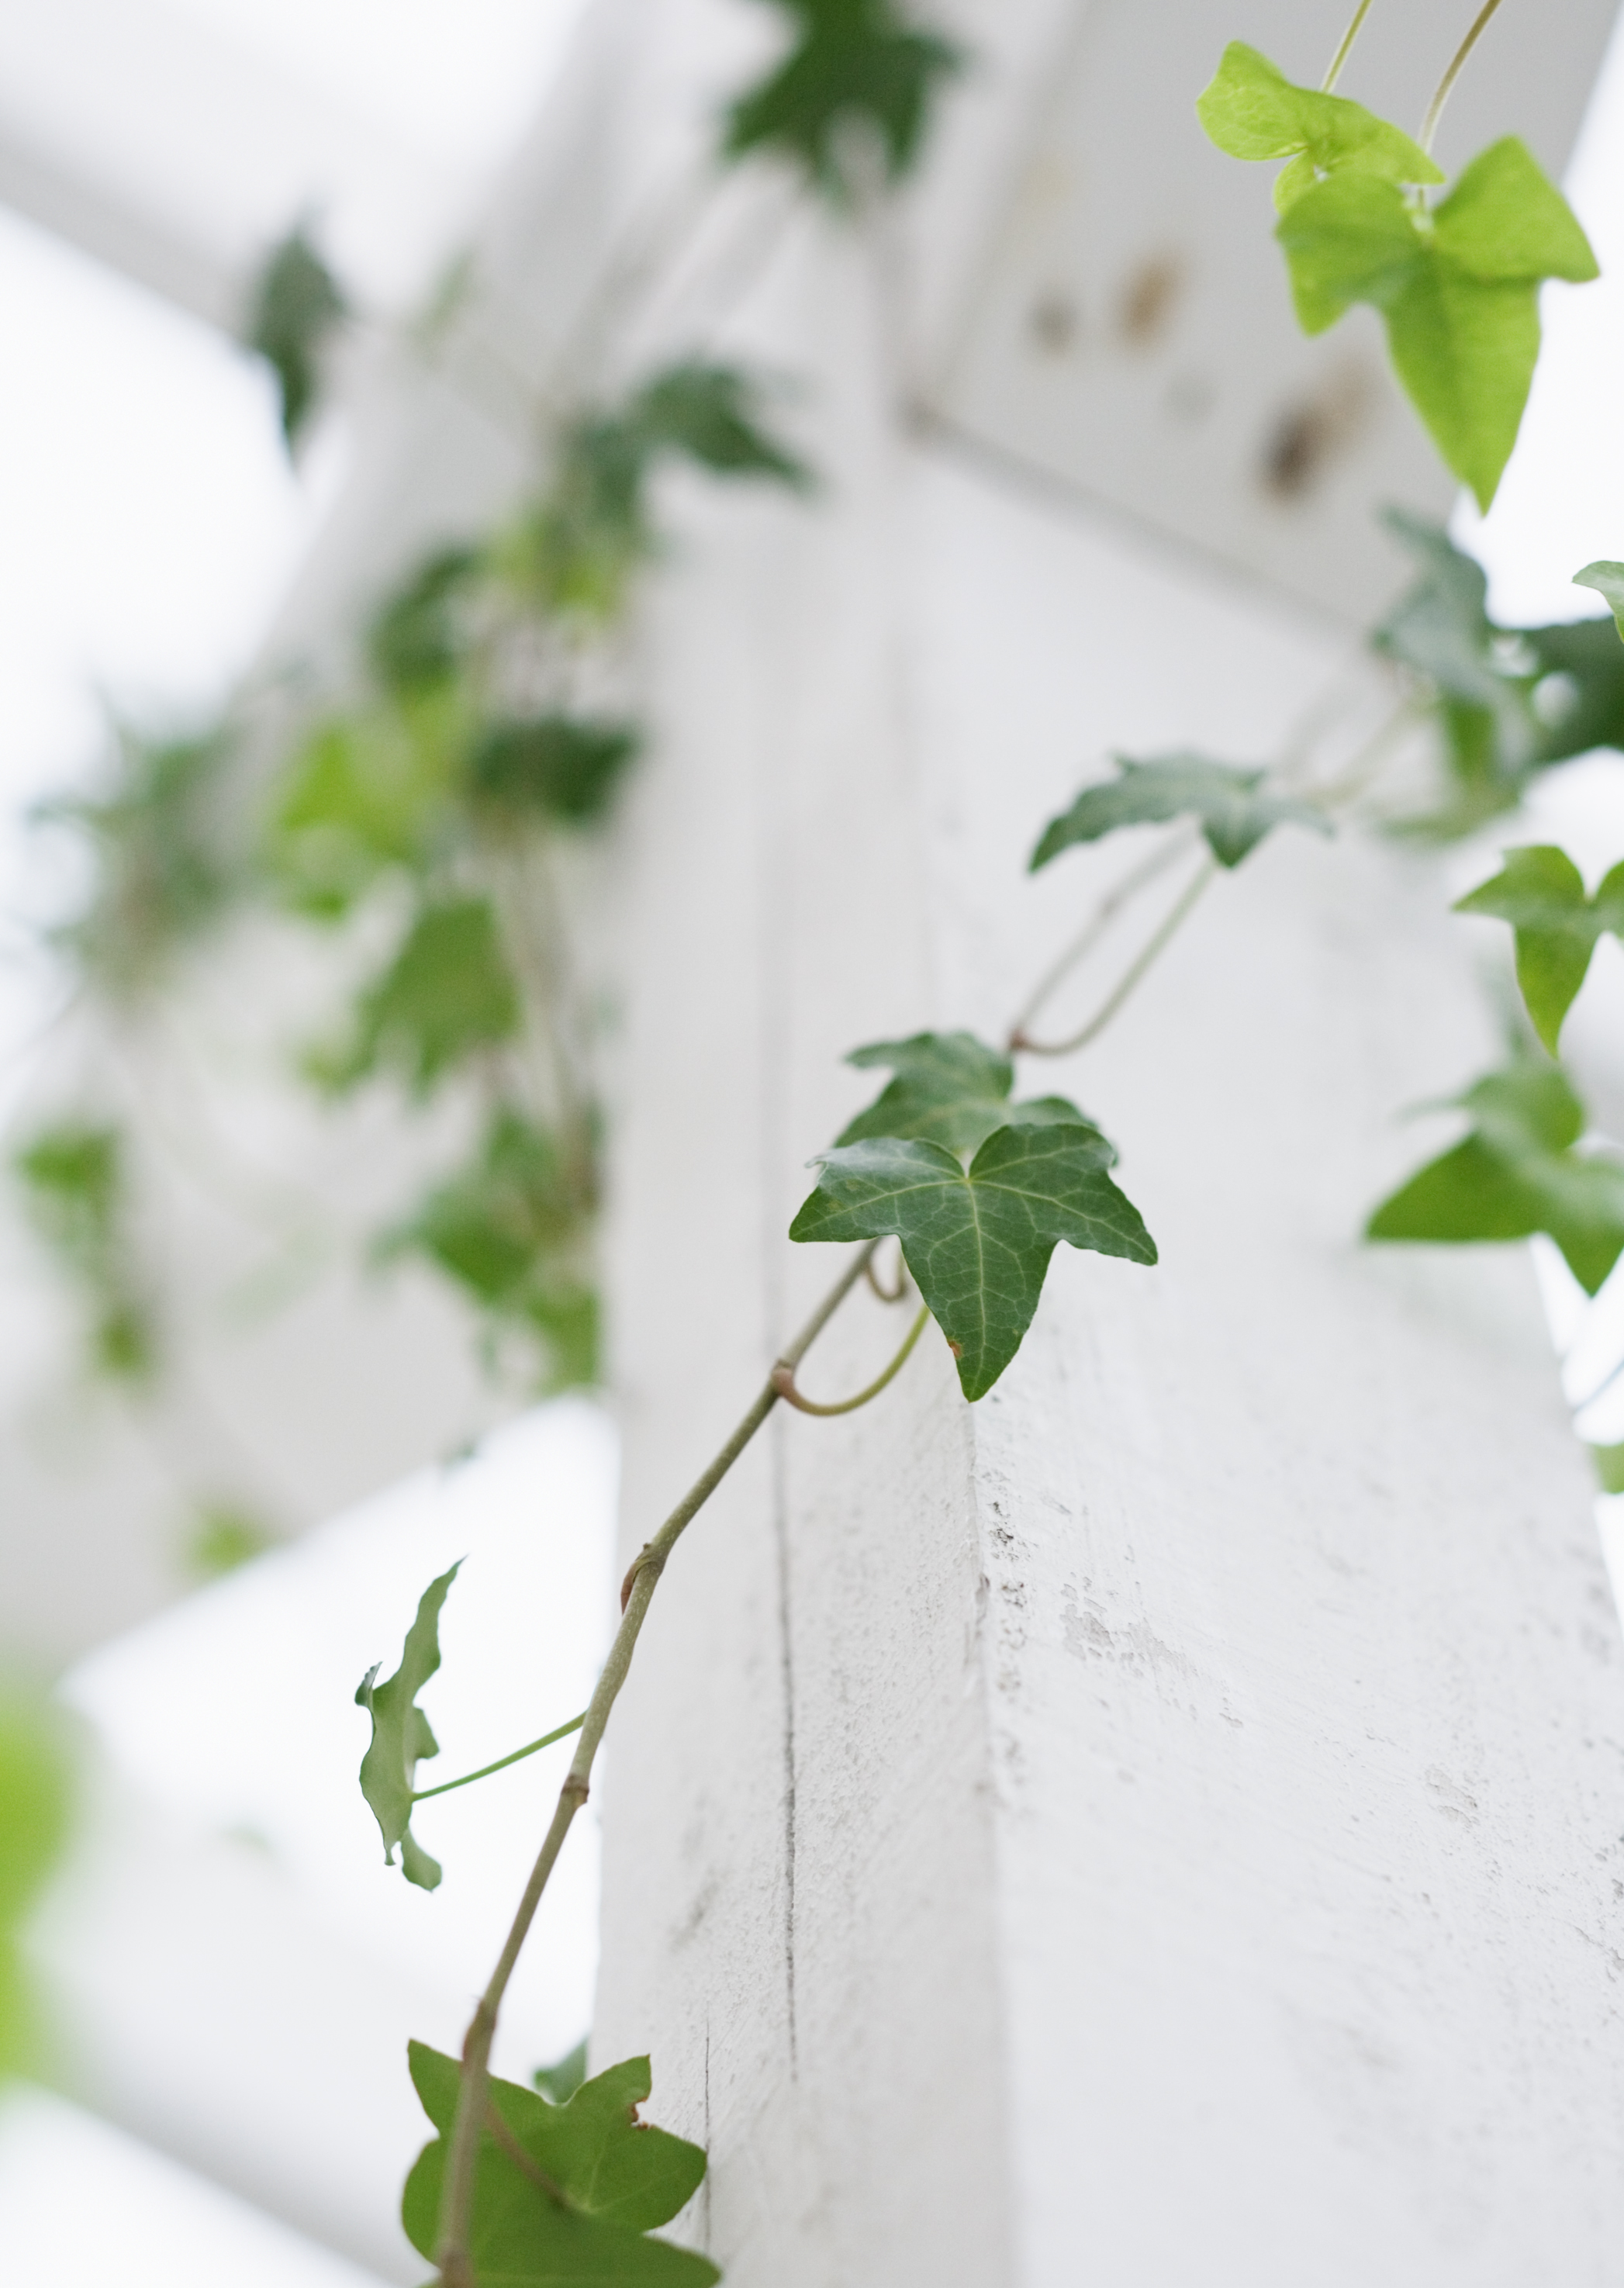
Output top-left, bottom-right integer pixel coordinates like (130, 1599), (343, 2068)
(771, 1304), (931, 1417)
(1322, 0), (1376, 93)
(1419, 0), (1507, 153)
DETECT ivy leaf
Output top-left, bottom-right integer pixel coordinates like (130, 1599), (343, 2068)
(534, 2039), (589, 2106)
(269, 696), (464, 919)
(1276, 139), (1597, 510)
(469, 716), (641, 826)
(790, 1123), (1156, 1400)
(356, 1563), (460, 1891)
(836, 1031), (1087, 1156)
(244, 225), (347, 448)
(378, 1110), (599, 1391)
(1367, 1061), (1624, 1294)
(1030, 753), (1328, 872)
(317, 897), (520, 1096)
(0, 1692), (73, 2079)
(1196, 42), (1441, 214)
(13, 1120), (157, 1384)
(367, 548), (482, 697)
(403, 2042), (717, 2285)
(1574, 561), (1624, 642)
(723, 0), (964, 201)
(630, 363), (810, 488)
(1454, 845), (1624, 1051)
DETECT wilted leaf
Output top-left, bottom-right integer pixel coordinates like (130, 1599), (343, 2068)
(1367, 1060), (1624, 1293)
(835, 1030), (1088, 1156)
(1454, 844), (1624, 1050)
(1275, 138), (1596, 509)
(356, 1564), (460, 1891)
(1031, 753), (1328, 872)
(244, 226), (348, 447)
(403, 2042), (717, 2285)
(724, 0), (963, 200)
(469, 717), (641, 826)
(1197, 42), (1440, 214)
(791, 1122), (1156, 1399)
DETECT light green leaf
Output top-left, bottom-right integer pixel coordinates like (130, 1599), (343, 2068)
(356, 1564), (460, 1891)
(790, 1123), (1156, 1400)
(1275, 140), (1597, 510)
(317, 897), (520, 1097)
(1591, 1441), (1624, 1495)
(1367, 1061), (1624, 1294)
(1574, 560), (1624, 642)
(1196, 42), (1441, 213)
(1454, 844), (1624, 1050)
(403, 2042), (717, 2286)
(534, 2039), (589, 2107)
(1030, 753), (1329, 872)
(0, 1692), (74, 2081)
(836, 1031), (1089, 1156)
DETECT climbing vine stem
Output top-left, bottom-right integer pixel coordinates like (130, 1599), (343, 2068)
(1419, 0), (1508, 152)
(1014, 855), (1218, 1058)
(772, 1302), (929, 1416)
(1322, 0), (1376, 94)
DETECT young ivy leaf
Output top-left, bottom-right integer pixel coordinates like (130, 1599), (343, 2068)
(1275, 138), (1598, 510)
(316, 897), (520, 1097)
(1455, 845), (1624, 1052)
(1367, 1061), (1624, 1294)
(1574, 561), (1624, 641)
(722, 0), (964, 202)
(790, 1123), (1156, 1400)
(1196, 42), (1441, 215)
(244, 225), (347, 448)
(1030, 753), (1329, 873)
(403, 2041), (718, 2286)
(836, 1031), (1086, 1156)
(355, 1563), (460, 1892)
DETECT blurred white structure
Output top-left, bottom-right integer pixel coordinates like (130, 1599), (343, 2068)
(10, 0), (1624, 2283)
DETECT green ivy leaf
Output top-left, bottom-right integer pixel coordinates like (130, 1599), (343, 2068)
(723, 0), (963, 200)
(468, 717), (641, 826)
(1196, 42), (1441, 214)
(378, 1110), (599, 1391)
(12, 1120), (157, 1385)
(1590, 1440), (1624, 1495)
(630, 363), (810, 488)
(533, 2039), (589, 2107)
(367, 548), (482, 697)
(1276, 139), (1597, 510)
(244, 225), (348, 447)
(403, 2042), (717, 2285)
(269, 696), (465, 919)
(355, 1563), (460, 1891)
(1574, 560), (1624, 642)
(790, 1123), (1156, 1399)
(1030, 753), (1329, 872)
(319, 897), (520, 1096)
(0, 1691), (73, 2081)
(835, 1031), (1087, 1156)
(1454, 845), (1624, 1051)
(1367, 1060), (1624, 1294)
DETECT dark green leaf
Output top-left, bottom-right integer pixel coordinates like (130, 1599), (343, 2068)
(1030, 752), (1329, 872)
(1276, 140), (1596, 510)
(723, 0), (963, 200)
(403, 2042), (717, 2285)
(1196, 42), (1440, 213)
(534, 2040), (589, 2106)
(319, 898), (520, 1096)
(1367, 1060), (1624, 1294)
(1454, 844), (1624, 1051)
(469, 717), (641, 826)
(630, 364), (810, 488)
(836, 1030), (1088, 1156)
(356, 1564), (460, 1890)
(791, 1122), (1156, 1399)
(244, 226), (347, 447)
(379, 1110), (599, 1391)
(1574, 561), (1624, 643)
(367, 548), (482, 696)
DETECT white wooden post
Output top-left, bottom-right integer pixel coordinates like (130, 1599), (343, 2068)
(591, 3), (1624, 2281)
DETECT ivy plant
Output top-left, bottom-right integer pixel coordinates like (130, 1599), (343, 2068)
(723, 0), (963, 200)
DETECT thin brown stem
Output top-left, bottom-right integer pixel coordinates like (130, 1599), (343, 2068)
(772, 1304), (930, 1417)
(1016, 857), (1217, 1059)
(1322, 0), (1376, 92)
(435, 1241), (876, 2284)
(1006, 828), (1199, 1050)
(1419, 0), (1507, 153)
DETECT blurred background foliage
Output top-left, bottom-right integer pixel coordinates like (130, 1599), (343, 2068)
(0, 1691), (74, 2083)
